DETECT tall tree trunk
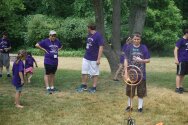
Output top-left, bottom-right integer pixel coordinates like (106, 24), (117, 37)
(128, 0), (148, 35)
(112, 0), (121, 55)
(92, 0), (121, 75)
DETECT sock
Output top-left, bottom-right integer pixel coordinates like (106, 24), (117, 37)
(46, 86), (50, 90)
(128, 97), (131, 107)
(50, 86), (54, 89)
(138, 98), (143, 109)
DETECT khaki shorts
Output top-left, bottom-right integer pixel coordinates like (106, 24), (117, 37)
(126, 80), (147, 98)
(0, 53), (10, 68)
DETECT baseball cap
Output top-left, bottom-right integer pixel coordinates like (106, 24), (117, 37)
(49, 30), (57, 35)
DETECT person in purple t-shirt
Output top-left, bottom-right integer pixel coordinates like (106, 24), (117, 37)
(124, 33), (150, 113)
(0, 31), (11, 77)
(113, 37), (132, 81)
(25, 52), (38, 83)
(76, 23), (104, 93)
(174, 29), (188, 94)
(12, 50), (27, 108)
(35, 30), (62, 94)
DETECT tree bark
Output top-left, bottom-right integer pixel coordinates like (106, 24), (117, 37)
(92, 0), (120, 75)
(128, 0), (148, 35)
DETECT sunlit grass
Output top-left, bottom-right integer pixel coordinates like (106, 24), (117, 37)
(0, 57), (188, 125)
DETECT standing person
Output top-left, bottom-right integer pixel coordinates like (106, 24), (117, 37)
(0, 31), (11, 77)
(25, 52), (38, 83)
(12, 50), (27, 108)
(113, 37), (132, 81)
(174, 28), (188, 94)
(124, 33), (150, 112)
(76, 23), (104, 93)
(35, 30), (62, 94)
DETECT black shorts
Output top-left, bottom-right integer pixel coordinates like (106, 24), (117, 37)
(44, 64), (57, 75)
(177, 62), (188, 75)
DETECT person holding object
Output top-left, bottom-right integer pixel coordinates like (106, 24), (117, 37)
(124, 32), (150, 112)
(35, 30), (62, 94)
(76, 23), (104, 93)
(174, 28), (188, 94)
(0, 31), (11, 77)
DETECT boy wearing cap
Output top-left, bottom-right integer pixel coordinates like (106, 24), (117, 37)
(0, 31), (11, 77)
(35, 30), (62, 94)
(174, 28), (188, 94)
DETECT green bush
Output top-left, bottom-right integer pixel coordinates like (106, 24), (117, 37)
(15, 47), (85, 57)
(143, 0), (182, 53)
(24, 14), (94, 49)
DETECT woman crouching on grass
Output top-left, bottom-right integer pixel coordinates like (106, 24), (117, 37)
(12, 50), (27, 108)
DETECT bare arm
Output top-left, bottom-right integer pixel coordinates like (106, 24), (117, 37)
(96, 46), (103, 65)
(19, 72), (24, 85)
(58, 45), (63, 51)
(174, 46), (179, 64)
(35, 43), (49, 54)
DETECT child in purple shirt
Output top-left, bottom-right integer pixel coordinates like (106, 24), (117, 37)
(12, 50), (27, 108)
(174, 28), (188, 94)
(25, 52), (38, 83)
(113, 37), (132, 81)
(124, 33), (150, 113)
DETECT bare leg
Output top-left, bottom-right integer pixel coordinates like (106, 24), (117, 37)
(15, 92), (24, 108)
(82, 74), (88, 85)
(28, 73), (33, 83)
(49, 74), (55, 87)
(176, 75), (184, 88)
(6, 66), (10, 74)
(92, 75), (98, 87)
(44, 75), (50, 89)
(0, 67), (3, 75)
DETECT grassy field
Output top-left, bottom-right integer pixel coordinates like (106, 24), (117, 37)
(0, 57), (188, 125)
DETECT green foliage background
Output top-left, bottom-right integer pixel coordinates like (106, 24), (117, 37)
(0, 0), (186, 55)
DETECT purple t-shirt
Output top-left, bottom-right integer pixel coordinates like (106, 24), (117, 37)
(12, 60), (24, 87)
(25, 55), (36, 69)
(124, 44), (150, 80)
(0, 38), (11, 53)
(120, 43), (130, 64)
(84, 32), (104, 61)
(176, 37), (188, 62)
(38, 38), (62, 65)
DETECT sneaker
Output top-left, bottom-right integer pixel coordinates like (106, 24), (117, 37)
(175, 88), (183, 94)
(51, 88), (59, 92)
(88, 87), (96, 93)
(125, 106), (133, 112)
(7, 74), (11, 77)
(47, 89), (52, 94)
(113, 79), (119, 81)
(0, 74), (2, 77)
(179, 87), (184, 93)
(138, 108), (143, 112)
(76, 84), (87, 92)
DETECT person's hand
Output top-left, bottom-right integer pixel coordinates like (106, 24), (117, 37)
(4, 48), (8, 52)
(174, 59), (179, 64)
(133, 56), (143, 62)
(0, 49), (3, 52)
(21, 80), (24, 85)
(96, 59), (100, 65)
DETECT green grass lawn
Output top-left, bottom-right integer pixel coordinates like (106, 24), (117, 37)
(0, 57), (188, 125)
